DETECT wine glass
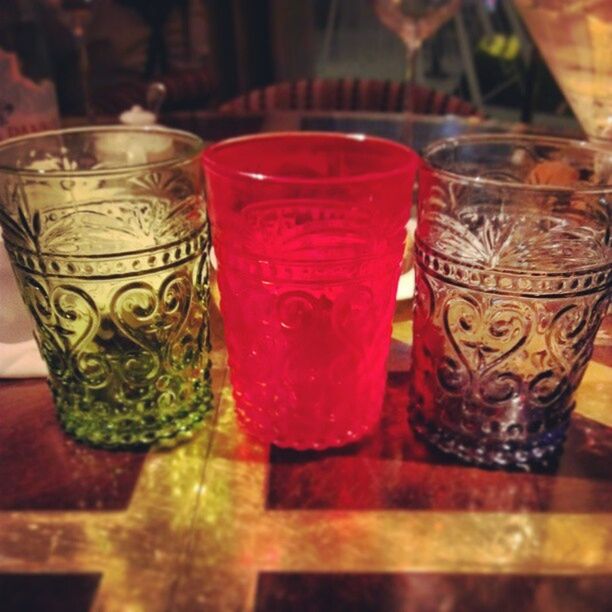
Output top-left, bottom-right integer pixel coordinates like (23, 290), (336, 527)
(515, 0), (612, 144)
(372, 0), (462, 83)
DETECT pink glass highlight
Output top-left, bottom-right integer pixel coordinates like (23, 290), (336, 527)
(203, 132), (419, 449)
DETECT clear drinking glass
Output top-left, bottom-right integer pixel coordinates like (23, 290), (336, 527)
(411, 134), (611, 469)
(0, 126), (212, 448)
(203, 132), (420, 450)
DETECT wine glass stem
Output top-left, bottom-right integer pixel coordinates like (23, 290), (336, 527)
(406, 48), (418, 82)
(401, 46), (420, 148)
(405, 47), (420, 112)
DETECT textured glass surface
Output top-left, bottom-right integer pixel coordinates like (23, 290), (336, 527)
(412, 135), (612, 469)
(204, 133), (419, 449)
(0, 127), (212, 447)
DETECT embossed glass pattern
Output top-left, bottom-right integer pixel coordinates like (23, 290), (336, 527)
(0, 127), (212, 447)
(204, 132), (419, 449)
(412, 135), (612, 469)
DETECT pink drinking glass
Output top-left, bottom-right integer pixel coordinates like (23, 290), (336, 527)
(203, 133), (419, 449)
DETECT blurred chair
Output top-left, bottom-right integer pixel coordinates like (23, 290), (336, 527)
(218, 78), (481, 117)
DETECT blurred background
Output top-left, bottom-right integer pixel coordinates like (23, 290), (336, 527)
(1, 0), (580, 132)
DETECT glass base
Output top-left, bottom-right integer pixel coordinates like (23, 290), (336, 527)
(409, 411), (569, 471)
(55, 384), (214, 450)
(237, 408), (381, 451)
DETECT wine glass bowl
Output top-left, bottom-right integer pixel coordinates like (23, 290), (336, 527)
(372, 0), (462, 77)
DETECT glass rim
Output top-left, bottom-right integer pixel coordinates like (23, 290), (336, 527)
(202, 131), (420, 185)
(0, 125), (204, 178)
(422, 133), (612, 195)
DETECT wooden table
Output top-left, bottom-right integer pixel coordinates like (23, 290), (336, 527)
(0, 112), (610, 611)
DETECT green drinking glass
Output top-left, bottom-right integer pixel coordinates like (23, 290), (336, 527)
(0, 126), (212, 448)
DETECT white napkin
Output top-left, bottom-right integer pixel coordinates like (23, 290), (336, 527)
(396, 267), (415, 302)
(396, 218), (417, 301)
(0, 235), (48, 378)
(0, 339), (47, 378)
